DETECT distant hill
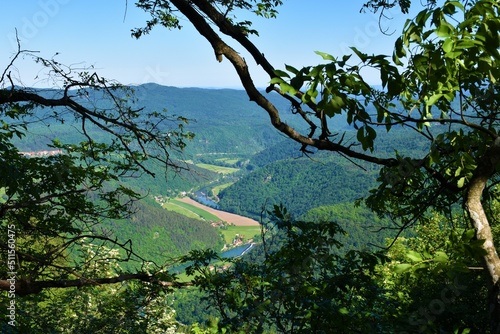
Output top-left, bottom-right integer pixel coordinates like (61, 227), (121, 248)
(13, 84), (307, 156)
(126, 84), (309, 156)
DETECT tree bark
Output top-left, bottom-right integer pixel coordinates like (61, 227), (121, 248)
(466, 138), (500, 333)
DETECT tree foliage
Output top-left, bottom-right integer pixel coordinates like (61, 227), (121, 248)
(2, 242), (179, 334)
(0, 43), (193, 322)
(133, 0), (500, 330)
(377, 212), (491, 333)
(185, 205), (388, 333)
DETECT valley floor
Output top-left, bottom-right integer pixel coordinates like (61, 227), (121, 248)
(177, 197), (260, 226)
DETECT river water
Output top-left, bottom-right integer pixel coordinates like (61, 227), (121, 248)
(220, 243), (254, 258)
(169, 244), (255, 274)
(194, 191), (219, 208)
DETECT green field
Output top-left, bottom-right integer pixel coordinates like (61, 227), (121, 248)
(220, 225), (262, 244)
(162, 201), (202, 220)
(195, 163), (240, 174)
(215, 157), (240, 165)
(212, 182), (234, 196)
(168, 199), (220, 222)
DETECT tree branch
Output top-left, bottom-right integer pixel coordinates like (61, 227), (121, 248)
(169, 0), (397, 167)
(0, 274), (192, 296)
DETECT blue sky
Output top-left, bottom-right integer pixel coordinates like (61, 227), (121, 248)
(1, 1), (409, 88)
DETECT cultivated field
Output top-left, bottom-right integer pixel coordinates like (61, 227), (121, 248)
(177, 197), (260, 226)
(162, 199), (220, 221)
(195, 163), (240, 174)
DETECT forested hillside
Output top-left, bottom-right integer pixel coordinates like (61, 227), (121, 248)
(12, 84), (308, 159)
(301, 202), (395, 250)
(26, 86), (436, 244)
(105, 198), (224, 267)
(8, 84), (434, 262)
(218, 158), (376, 218)
(126, 84), (306, 156)
(217, 126), (430, 218)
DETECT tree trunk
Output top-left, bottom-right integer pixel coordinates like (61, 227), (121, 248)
(466, 138), (500, 333)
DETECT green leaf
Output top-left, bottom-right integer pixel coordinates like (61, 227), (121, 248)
(426, 93), (443, 106)
(442, 38), (454, 53)
(445, 50), (463, 59)
(350, 47), (368, 62)
(314, 51), (336, 61)
(356, 127), (365, 145)
(280, 83), (297, 95)
(393, 263), (412, 273)
(415, 9), (430, 27)
(447, 1), (464, 12)
(433, 251), (449, 263)
(406, 250), (423, 262)
(462, 229), (476, 241)
(455, 39), (481, 50)
(339, 307), (349, 315)
(457, 176), (466, 188)
(285, 64), (299, 75)
(434, 21), (455, 38)
(394, 37), (407, 58)
(270, 77), (284, 85)
(273, 69), (290, 78)
(366, 125), (377, 141)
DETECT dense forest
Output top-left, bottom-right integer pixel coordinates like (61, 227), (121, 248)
(218, 158), (376, 218)
(106, 198), (224, 267)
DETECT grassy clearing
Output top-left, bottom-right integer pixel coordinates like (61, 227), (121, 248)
(195, 163), (240, 174)
(215, 157), (240, 165)
(220, 225), (262, 244)
(212, 182), (234, 196)
(162, 201), (202, 220)
(170, 199), (220, 222)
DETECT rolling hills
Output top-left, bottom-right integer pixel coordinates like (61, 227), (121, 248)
(10, 84), (430, 260)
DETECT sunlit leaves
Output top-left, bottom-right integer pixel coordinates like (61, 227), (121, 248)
(388, 219), (484, 279)
(134, 0), (283, 37)
(314, 50), (336, 61)
(271, 49), (391, 151)
(254, 0), (283, 18)
(393, 263), (412, 274)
